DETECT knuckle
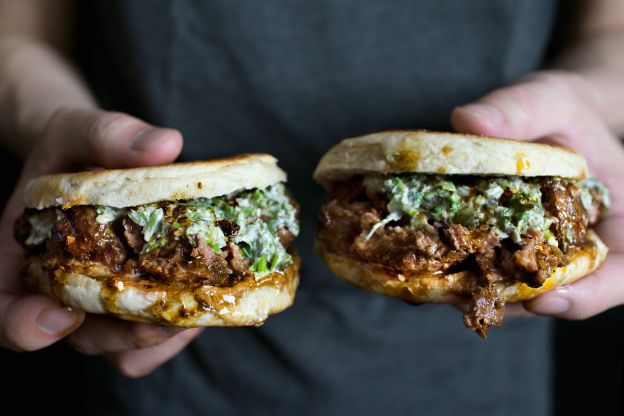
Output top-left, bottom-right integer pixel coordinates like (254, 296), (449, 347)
(2, 311), (38, 352)
(66, 336), (99, 356)
(567, 281), (611, 321)
(1, 299), (36, 352)
(87, 112), (127, 147)
(34, 107), (77, 162)
(495, 85), (535, 133)
(563, 287), (598, 320)
(526, 71), (585, 104)
(119, 364), (145, 378)
(567, 303), (594, 320)
(111, 356), (140, 378)
(40, 107), (68, 140)
(3, 326), (29, 352)
(502, 83), (534, 109)
(125, 324), (166, 350)
(113, 356), (151, 378)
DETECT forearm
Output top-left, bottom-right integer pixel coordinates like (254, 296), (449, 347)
(0, 35), (96, 158)
(552, 32), (624, 136)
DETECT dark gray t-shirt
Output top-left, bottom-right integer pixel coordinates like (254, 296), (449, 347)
(75, 1), (558, 414)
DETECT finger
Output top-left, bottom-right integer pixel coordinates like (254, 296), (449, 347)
(106, 328), (203, 378)
(524, 254), (624, 319)
(28, 109), (183, 175)
(67, 315), (187, 355)
(525, 217), (624, 319)
(504, 302), (534, 318)
(0, 293), (84, 351)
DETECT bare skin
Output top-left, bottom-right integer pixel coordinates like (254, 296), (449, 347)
(0, 0), (623, 376)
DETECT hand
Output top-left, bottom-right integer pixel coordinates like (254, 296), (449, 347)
(451, 70), (624, 320)
(0, 107), (203, 377)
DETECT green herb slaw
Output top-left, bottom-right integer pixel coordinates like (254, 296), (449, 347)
(123, 183), (298, 278)
(16, 183), (293, 281)
(363, 174), (608, 246)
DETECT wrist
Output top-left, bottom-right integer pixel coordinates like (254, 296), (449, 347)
(0, 36), (97, 158)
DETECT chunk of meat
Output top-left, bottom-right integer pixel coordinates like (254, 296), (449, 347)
(352, 226), (464, 274)
(360, 211), (381, 231)
(65, 207), (127, 267)
(445, 224), (499, 253)
(227, 241), (249, 275)
(541, 178), (588, 250)
(276, 227), (296, 247)
(139, 254), (231, 287)
(317, 174), (595, 337)
(514, 244), (538, 272)
(463, 286), (505, 338)
(13, 212), (32, 247)
(33, 207), (127, 269)
(586, 186), (607, 225)
(192, 234), (220, 262)
(474, 244), (503, 286)
(123, 216), (144, 254)
(514, 231), (563, 287)
(140, 234), (231, 287)
(318, 200), (375, 255)
(217, 219), (240, 236)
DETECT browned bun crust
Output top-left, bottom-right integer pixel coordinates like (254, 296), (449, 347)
(316, 231), (607, 304)
(23, 254), (300, 327)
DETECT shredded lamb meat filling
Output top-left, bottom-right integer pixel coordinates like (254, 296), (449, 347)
(15, 206), (295, 289)
(318, 175), (604, 337)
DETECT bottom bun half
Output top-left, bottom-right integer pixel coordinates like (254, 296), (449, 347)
(24, 255), (300, 327)
(317, 231), (607, 304)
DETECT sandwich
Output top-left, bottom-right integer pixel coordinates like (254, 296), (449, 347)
(314, 130), (609, 337)
(14, 154), (300, 326)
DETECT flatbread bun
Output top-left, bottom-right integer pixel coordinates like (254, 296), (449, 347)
(24, 154), (286, 209)
(314, 130), (589, 186)
(316, 231), (607, 304)
(23, 254), (300, 327)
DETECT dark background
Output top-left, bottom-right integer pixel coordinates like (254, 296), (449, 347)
(0, 150), (622, 414)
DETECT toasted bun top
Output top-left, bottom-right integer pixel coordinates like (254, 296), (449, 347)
(314, 130), (589, 185)
(24, 154), (286, 209)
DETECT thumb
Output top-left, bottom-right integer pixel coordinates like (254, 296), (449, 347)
(32, 108), (183, 173)
(450, 72), (584, 141)
(0, 108), (180, 351)
(449, 71), (624, 183)
(0, 293), (85, 351)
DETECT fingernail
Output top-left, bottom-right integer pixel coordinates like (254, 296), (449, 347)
(529, 297), (570, 315)
(459, 103), (503, 126)
(37, 308), (81, 335)
(130, 127), (167, 151)
(159, 326), (185, 336)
